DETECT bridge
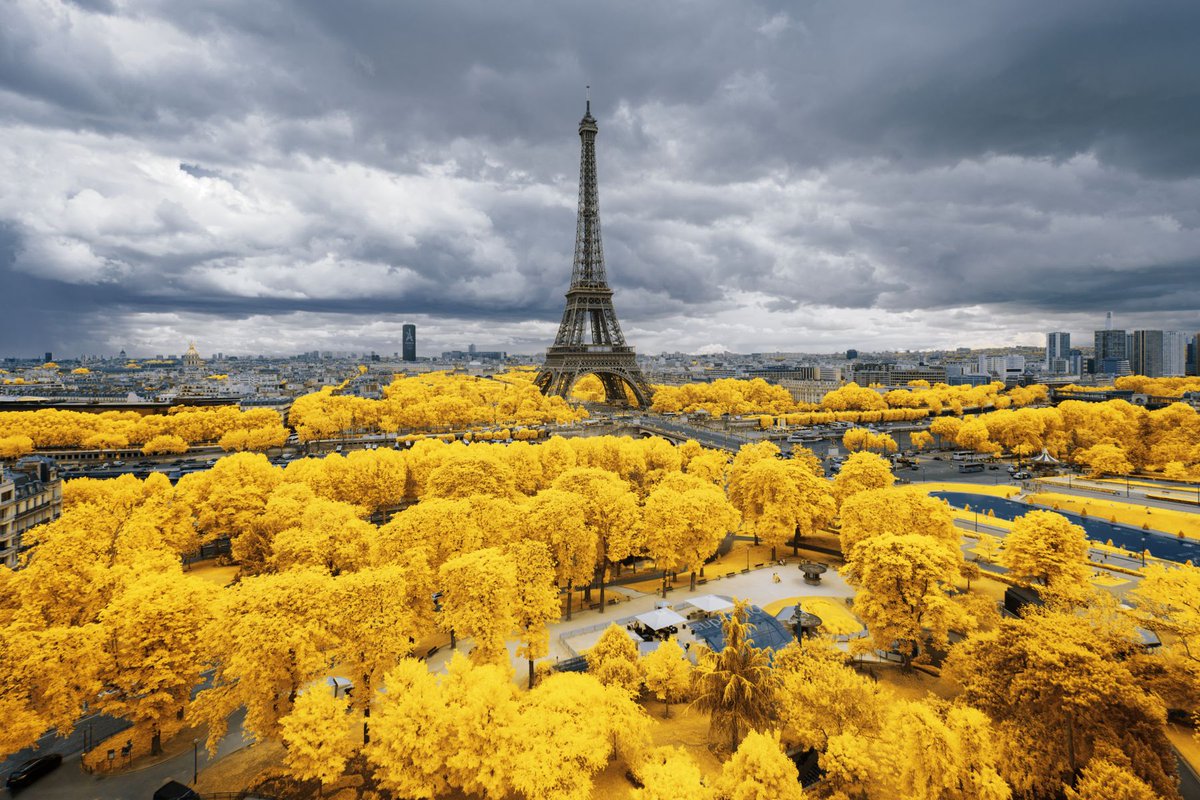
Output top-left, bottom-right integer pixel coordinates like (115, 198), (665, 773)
(633, 417), (754, 453)
(1050, 388), (1196, 410)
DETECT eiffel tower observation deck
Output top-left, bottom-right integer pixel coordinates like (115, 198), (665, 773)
(535, 93), (653, 408)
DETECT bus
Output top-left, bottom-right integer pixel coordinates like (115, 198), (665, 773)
(951, 451), (976, 461)
(957, 462), (985, 473)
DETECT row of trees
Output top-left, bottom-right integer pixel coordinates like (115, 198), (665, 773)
(0, 405), (288, 455)
(929, 399), (1200, 477)
(650, 378), (798, 416)
(1067, 375), (1200, 398)
(287, 370), (587, 442)
(652, 378), (1048, 419)
(820, 381), (1047, 415)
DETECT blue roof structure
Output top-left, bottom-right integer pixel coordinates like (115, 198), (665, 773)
(691, 606), (795, 653)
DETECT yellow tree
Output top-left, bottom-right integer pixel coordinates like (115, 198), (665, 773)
(362, 659), (453, 798)
(437, 547), (518, 664)
(191, 569), (334, 751)
(910, 430), (934, 451)
(552, 467), (641, 611)
(177, 452), (281, 543)
(1003, 511), (1090, 605)
(279, 688), (357, 788)
(436, 654), (521, 797)
(641, 636), (692, 717)
(269, 497), (373, 575)
(96, 570), (217, 754)
(141, 433), (189, 455)
(839, 488), (959, 562)
(773, 638), (888, 752)
(507, 539), (562, 688)
(945, 611), (1177, 798)
(335, 448), (409, 515)
(427, 452), (517, 500)
(842, 532), (960, 668)
(233, 482), (313, 574)
(691, 600), (780, 753)
(587, 623), (643, 697)
(716, 730), (805, 800)
(1077, 443), (1134, 478)
(727, 457), (833, 559)
(832, 451), (895, 508)
(633, 747), (714, 800)
(509, 672), (652, 800)
(1129, 564), (1200, 660)
(0, 622), (104, 756)
(643, 474), (741, 594)
(375, 497), (484, 570)
(524, 487), (595, 619)
(330, 564), (431, 742)
(1064, 755), (1161, 800)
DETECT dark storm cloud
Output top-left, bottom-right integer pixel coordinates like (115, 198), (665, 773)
(1, 0), (1199, 355)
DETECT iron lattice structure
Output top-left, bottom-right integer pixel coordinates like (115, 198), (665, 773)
(535, 98), (653, 408)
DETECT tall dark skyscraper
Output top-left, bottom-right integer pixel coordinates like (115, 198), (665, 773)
(535, 94), (652, 407)
(1131, 330), (1165, 377)
(1093, 321), (1130, 375)
(402, 324), (417, 362)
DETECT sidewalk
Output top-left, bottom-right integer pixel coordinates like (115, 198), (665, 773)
(426, 561), (857, 678)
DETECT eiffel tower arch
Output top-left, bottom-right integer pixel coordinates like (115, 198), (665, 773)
(535, 95), (653, 408)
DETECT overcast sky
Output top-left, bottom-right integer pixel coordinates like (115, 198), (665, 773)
(2, 0), (1199, 358)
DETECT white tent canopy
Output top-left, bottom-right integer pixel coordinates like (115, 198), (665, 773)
(1031, 448), (1060, 464)
(634, 608), (688, 631)
(679, 594), (735, 614)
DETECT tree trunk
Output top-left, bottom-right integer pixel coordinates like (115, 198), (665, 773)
(598, 564), (607, 613)
(690, 570), (697, 591)
(528, 658), (535, 690)
(1067, 712), (1077, 775)
(150, 727), (162, 756)
(770, 544), (777, 562)
(450, 628), (457, 649)
(661, 570), (669, 598)
(363, 705), (370, 745)
(663, 700), (671, 719)
(566, 581), (573, 620)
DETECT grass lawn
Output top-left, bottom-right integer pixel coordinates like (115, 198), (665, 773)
(1029, 491), (1200, 541)
(1089, 571), (1130, 588)
(187, 563), (240, 586)
(760, 596), (864, 636)
(912, 482), (1020, 499)
(196, 739), (285, 796)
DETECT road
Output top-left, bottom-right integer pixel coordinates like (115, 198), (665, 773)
(2, 710), (249, 800)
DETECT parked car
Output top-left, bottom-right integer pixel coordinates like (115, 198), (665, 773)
(153, 780), (202, 800)
(1012, 471), (1032, 480)
(6, 753), (63, 790)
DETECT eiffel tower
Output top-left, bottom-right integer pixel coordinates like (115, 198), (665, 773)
(535, 93), (653, 408)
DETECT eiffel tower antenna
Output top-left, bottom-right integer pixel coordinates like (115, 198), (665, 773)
(534, 93), (653, 407)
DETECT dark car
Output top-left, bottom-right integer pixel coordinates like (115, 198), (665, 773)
(154, 780), (202, 800)
(6, 753), (63, 790)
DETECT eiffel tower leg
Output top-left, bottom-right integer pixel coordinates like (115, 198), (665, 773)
(598, 372), (626, 403)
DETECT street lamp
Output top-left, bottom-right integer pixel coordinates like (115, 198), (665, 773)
(192, 738), (199, 785)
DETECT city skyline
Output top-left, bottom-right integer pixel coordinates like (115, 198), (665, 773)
(3, 1), (1199, 357)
